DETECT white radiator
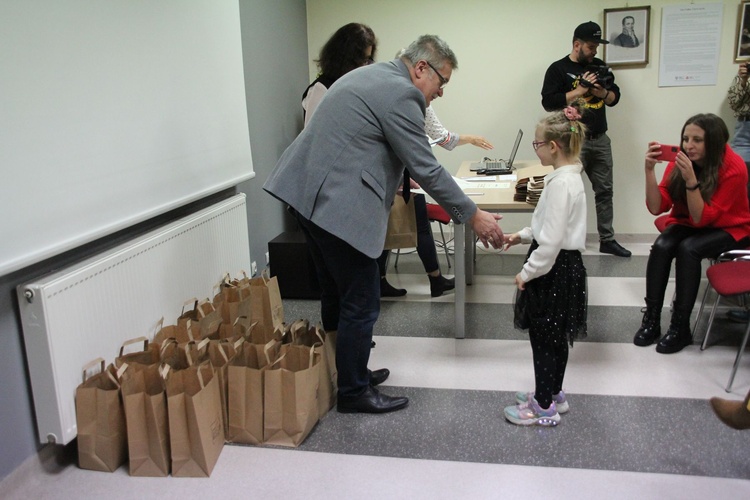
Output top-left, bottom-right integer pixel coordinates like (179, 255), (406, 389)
(17, 194), (251, 445)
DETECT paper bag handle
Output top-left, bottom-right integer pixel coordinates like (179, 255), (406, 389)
(81, 358), (105, 383)
(118, 336), (149, 357)
(181, 297), (199, 315)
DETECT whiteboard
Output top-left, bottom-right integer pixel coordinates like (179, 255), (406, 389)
(0, 0), (254, 276)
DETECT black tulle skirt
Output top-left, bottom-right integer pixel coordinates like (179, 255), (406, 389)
(513, 240), (588, 346)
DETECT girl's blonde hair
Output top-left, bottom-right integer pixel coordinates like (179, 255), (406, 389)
(537, 99), (587, 158)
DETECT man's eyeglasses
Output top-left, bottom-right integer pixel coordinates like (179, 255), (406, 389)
(531, 140), (549, 151)
(425, 61), (448, 89)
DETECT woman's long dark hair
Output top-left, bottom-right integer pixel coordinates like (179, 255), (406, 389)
(316, 23), (377, 83)
(668, 113), (728, 203)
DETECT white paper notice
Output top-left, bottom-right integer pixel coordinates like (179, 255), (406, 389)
(659, 3), (723, 87)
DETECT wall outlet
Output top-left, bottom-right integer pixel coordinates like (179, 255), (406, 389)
(265, 251), (270, 264)
(251, 261), (257, 276)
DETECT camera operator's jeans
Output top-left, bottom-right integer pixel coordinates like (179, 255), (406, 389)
(580, 133), (615, 242)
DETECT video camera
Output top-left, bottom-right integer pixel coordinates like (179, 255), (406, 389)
(579, 64), (614, 89)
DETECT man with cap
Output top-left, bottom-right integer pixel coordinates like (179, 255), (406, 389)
(541, 21), (631, 258)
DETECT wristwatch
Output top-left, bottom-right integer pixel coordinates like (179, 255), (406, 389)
(686, 182), (701, 191)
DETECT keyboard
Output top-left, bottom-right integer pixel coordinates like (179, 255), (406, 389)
(483, 160), (507, 170)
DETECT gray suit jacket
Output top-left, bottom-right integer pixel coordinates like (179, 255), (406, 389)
(264, 59), (476, 259)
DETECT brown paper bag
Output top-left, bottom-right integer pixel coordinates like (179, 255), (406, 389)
(166, 362), (225, 477)
(213, 275), (253, 326)
(247, 272), (285, 340)
(384, 196), (417, 250)
(226, 339), (280, 445)
(75, 359), (128, 472)
(263, 344), (321, 447)
(120, 362), (170, 476)
(177, 298), (222, 340)
(207, 337), (243, 436)
(114, 336), (160, 370)
(293, 323), (337, 419)
(153, 319), (196, 346)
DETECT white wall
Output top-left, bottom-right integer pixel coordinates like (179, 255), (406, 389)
(306, 0), (743, 235)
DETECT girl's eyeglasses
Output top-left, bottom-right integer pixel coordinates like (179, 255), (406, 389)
(532, 140), (549, 151)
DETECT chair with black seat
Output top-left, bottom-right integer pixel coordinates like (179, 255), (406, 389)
(699, 256), (750, 391)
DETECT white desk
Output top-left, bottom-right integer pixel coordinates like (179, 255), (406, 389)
(453, 160), (552, 338)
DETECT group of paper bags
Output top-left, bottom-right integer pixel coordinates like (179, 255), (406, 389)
(74, 271), (337, 478)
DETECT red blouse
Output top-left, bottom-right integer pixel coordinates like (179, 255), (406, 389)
(656, 144), (750, 242)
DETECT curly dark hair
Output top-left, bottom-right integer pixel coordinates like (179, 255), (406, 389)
(668, 113), (729, 203)
(315, 23), (377, 83)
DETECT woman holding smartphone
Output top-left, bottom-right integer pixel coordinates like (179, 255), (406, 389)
(634, 113), (750, 354)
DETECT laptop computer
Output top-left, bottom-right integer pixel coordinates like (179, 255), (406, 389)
(472, 129), (523, 175)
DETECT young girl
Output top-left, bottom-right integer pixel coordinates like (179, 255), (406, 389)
(502, 102), (589, 426)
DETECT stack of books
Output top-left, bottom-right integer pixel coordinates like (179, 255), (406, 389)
(526, 176), (546, 205)
(514, 175), (547, 205)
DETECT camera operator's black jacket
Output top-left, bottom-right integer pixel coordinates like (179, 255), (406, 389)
(541, 55), (621, 136)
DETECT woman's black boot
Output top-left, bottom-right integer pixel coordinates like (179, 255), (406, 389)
(633, 298), (662, 346)
(656, 309), (692, 354)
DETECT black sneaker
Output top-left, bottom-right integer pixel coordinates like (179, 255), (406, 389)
(599, 240), (632, 257)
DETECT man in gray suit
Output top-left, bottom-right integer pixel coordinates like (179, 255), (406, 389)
(264, 35), (504, 414)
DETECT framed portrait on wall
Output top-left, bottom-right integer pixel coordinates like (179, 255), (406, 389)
(603, 6), (650, 67)
(735, 1), (750, 61)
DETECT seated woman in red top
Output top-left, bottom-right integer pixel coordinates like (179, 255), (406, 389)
(634, 113), (750, 353)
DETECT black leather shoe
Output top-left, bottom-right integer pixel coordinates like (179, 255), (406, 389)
(599, 240), (632, 258)
(633, 326), (661, 346)
(380, 278), (406, 297)
(337, 386), (409, 414)
(369, 368), (390, 386)
(429, 274), (455, 297)
(655, 329), (692, 354)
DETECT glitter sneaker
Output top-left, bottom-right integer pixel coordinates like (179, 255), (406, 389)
(515, 390), (569, 414)
(504, 396), (561, 426)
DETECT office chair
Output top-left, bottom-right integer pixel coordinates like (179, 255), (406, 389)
(699, 256), (750, 391)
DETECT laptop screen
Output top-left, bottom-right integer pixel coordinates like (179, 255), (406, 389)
(507, 129), (523, 167)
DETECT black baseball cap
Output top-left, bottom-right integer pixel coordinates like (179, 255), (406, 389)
(574, 21), (609, 44)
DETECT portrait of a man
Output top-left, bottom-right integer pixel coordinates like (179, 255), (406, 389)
(613, 16), (640, 48)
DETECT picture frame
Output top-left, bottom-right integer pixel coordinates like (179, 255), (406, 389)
(735, 1), (750, 62)
(603, 6), (650, 67)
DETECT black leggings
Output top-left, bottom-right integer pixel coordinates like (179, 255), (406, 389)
(646, 224), (746, 315)
(529, 329), (568, 409)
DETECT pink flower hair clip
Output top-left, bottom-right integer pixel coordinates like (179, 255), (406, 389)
(563, 106), (582, 121)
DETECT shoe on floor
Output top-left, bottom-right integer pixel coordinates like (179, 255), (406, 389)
(369, 368), (390, 386)
(710, 395), (750, 430)
(429, 274), (455, 297)
(337, 385), (409, 414)
(380, 277), (406, 297)
(504, 396), (560, 426)
(727, 309), (750, 323)
(515, 390), (569, 414)
(599, 239), (632, 257)
(655, 328), (692, 354)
